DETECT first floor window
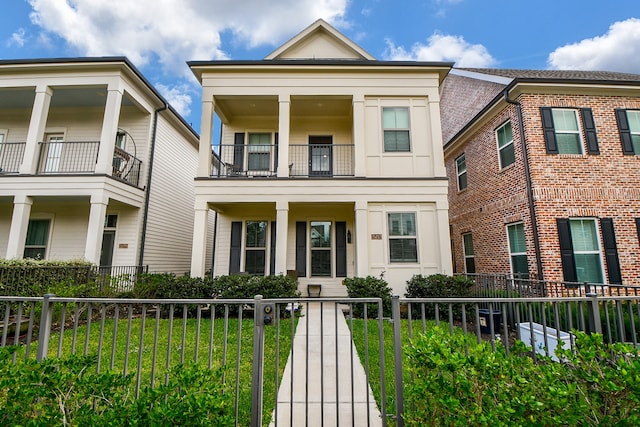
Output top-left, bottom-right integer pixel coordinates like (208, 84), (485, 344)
(507, 222), (528, 278)
(310, 221), (331, 276)
(24, 219), (50, 259)
(462, 233), (475, 273)
(388, 213), (417, 262)
(382, 107), (410, 152)
(570, 219), (604, 283)
(456, 154), (467, 190)
(496, 121), (515, 169)
(245, 221), (267, 274)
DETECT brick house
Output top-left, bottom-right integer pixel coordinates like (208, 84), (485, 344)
(441, 68), (640, 285)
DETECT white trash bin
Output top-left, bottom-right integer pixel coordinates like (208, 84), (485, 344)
(519, 322), (572, 361)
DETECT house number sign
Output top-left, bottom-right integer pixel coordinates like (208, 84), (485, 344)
(371, 234), (382, 240)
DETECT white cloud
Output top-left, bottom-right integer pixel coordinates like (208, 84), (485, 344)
(384, 33), (496, 67)
(155, 83), (193, 118)
(548, 18), (640, 73)
(7, 28), (27, 47)
(27, 0), (349, 74)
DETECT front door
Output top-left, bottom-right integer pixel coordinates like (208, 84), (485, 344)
(100, 230), (116, 267)
(309, 136), (332, 177)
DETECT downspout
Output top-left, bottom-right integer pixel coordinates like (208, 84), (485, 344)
(504, 90), (544, 280)
(138, 103), (168, 268)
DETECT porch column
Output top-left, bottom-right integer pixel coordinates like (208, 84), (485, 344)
(277, 94), (290, 178)
(20, 85), (52, 174)
(198, 93), (215, 177)
(6, 195), (33, 259)
(84, 193), (108, 264)
(190, 200), (209, 277)
(352, 94), (366, 177)
(275, 201), (289, 274)
(95, 83), (124, 174)
(354, 200), (369, 276)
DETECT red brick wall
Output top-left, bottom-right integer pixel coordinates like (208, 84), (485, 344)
(446, 89), (640, 286)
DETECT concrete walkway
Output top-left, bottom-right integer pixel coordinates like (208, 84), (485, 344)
(270, 302), (383, 427)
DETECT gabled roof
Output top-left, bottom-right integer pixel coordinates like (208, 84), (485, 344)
(264, 19), (375, 61)
(458, 68), (640, 83)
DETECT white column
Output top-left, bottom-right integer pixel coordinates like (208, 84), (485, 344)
(354, 200), (369, 276)
(352, 94), (366, 177)
(277, 94), (290, 178)
(84, 193), (108, 264)
(436, 200), (453, 275)
(275, 201), (289, 274)
(95, 84), (124, 174)
(429, 96), (447, 177)
(198, 95), (215, 177)
(6, 195), (33, 259)
(20, 85), (52, 174)
(190, 200), (209, 277)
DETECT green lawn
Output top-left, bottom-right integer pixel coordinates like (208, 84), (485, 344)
(12, 308), (297, 427)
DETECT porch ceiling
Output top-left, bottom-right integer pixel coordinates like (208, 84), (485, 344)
(214, 95), (352, 122)
(0, 86), (136, 109)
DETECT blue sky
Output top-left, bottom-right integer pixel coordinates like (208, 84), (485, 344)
(1, 0), (639, 133)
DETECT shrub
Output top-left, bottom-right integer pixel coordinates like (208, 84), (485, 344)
(0, 347), (233, 426)
(214, 274), (299, 299)
(405, 274), (474, 299)
(343, 275), (392, 318)
(0, 258), (96, 296)
(404, 327), (640, 426)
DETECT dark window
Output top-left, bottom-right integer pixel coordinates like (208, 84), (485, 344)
(388, 213), (417, 262)
(24, 219), (50, 259)
(496, 121), (515, 169)
(245, 221), (267, 275)
(310, 221), (331, 276)
(507, 222), (528, 278)
(462, 233), (475, 273)
(456, 155), (467, 190)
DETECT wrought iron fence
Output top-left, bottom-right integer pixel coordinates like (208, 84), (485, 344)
(289, 144), (354, 177)
(0, 142), (26, 174)
(37, 141), (100, 174)
(215, 143), (278, 177)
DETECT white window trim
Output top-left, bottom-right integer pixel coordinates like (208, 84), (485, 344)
(495, 120), (514, 169)
(569, 217), (605, 283)
(382, 107), (412, 153)
(387, 211), (419, 263)
(24, 215), (54, 260)
(243, 220), (270, 275)
(0, 129), (7, 142)
(552, 108), (584, 155)
(506, 222), (526, 277)
(462, 232), (474, 273)
(246, 132), (275, 173)
(456, 154), (467, 191)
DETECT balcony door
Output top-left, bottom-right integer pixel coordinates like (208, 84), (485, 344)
(44, 133), (64, 173)
(309, 136), (332, 177)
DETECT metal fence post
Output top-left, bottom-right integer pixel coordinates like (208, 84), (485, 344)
(392, 295), (405, 427)
(251, 295), (265, 427)
(36, 293), (55, 362)
(586, 292), (602, 335)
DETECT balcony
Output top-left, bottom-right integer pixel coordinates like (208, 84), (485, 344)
(29, 140), (142, 186)
(212, 143), (354, 178)
(0, 142), (26, 174)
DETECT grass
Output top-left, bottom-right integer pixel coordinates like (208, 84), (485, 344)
(10, 305), (298, 427)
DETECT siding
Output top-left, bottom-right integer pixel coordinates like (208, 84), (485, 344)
(29, 200), (90, 261)
(142, 115), (198, 273)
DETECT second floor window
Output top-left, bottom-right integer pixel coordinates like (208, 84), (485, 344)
(496, 121), (515, 169)
(551, 109), (582, 154)
(616, 109), (640, 155)
(456, 154), (467, 191)
(248, 133), (271, 171)
(540, 107), (599, 155)
(382, 107), (410, 152)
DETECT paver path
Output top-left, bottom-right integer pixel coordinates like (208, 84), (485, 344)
(270, 302), (383, 427)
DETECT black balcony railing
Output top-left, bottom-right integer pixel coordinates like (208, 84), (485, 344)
(37, 140), (99, 174)
(0, 142), (26, 174)
(211, 143), (355, 177)
(112, 146), (142, 186)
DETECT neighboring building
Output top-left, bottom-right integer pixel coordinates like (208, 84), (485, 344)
(0, 57), (202, 273)
(189, 20), (453, 295)
(442, 68), (640, 285)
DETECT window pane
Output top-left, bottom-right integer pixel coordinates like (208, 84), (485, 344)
(384, 130), (410, 151)
(552, 109), (579, 131)
(389, 238), (417, 262)
(556, 133), (582, 154)
(388, 213), (416, 236)
(383, 108), (409, 129)
(508, 223), (526, 253)
(633, 135), (640, 155)
(499, 144), (515, 168)
(465, 257), (476, 274)
(311, 221), (331, 248)
(246, 221), (267, 248)
(456, 156), (466, 173)
(248, 153), (270, 170)
(497, 122), (513, 147)
(311, 250), (331, 276)
(24, 247), (46, 259)
(574, 253), (603, 283)
(463, 233), (474, 255)
(25, 220), (50, 246)
(628, 111), (640, 131)
(511, 254), (529, 277)
(570, 219), (598, 251)
(245, 250), (266, 275)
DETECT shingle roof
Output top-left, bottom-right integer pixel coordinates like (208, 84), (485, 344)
(458, 68), (640, 83)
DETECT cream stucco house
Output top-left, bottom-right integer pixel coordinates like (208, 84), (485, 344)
(189, 20), (453, 295)
(0, 57), (201, 274)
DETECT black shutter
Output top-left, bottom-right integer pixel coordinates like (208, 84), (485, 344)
(600, 218), (622, 284)
(269, 221), (276, 275)
(295, 221), (306, 277)
(636, 218), (640, 244)
(540, 107), (558, 154)
(556, 218), (577, 283)
(273, 133), (279, 172)
(581, 108), (599, 154)
(233, 133), (245, 170)
(229, 221), (242, 274)
(335, 221), (347, 277)
(616, 109), (635, 155)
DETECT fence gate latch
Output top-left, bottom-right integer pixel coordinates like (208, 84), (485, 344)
(263, 303), (275, 325)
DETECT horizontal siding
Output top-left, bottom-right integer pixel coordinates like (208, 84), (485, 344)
(107, 205), (141, 267)
(30, 201), (90, 261)
(142, 115), (198, 273)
